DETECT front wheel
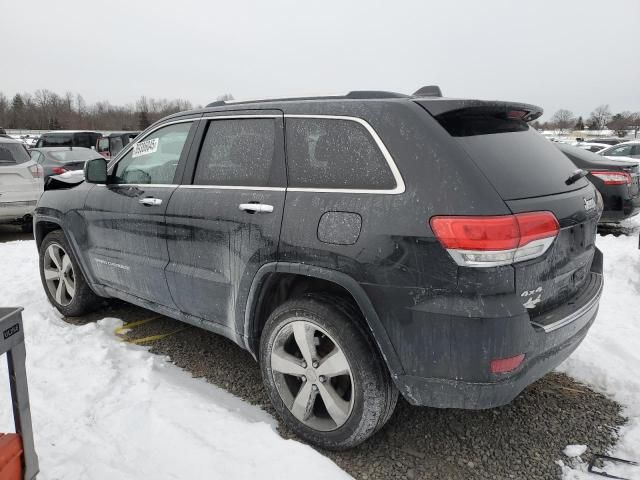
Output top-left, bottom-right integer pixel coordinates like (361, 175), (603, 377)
(260, 295), (398, 450)
(39, 230), (102, 316)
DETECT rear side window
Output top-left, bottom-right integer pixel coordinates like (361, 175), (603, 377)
(0, 143), (30, 165)
(193, 119), (277, 186)
(285, 117), (395, 190)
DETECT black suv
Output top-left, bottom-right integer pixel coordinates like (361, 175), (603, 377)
(34, 88), (604, 449)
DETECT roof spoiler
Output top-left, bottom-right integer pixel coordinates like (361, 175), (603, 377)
(416, 99), (543, 122)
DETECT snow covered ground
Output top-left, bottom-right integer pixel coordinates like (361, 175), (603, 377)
(0, 224), (638, 479)
(0, 241), (348, 480)
(559, 223), (640, 479)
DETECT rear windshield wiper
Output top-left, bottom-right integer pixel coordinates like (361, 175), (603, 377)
(566, 168), (588, 185)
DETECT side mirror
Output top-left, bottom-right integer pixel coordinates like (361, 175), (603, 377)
(84, 157), (108, 183)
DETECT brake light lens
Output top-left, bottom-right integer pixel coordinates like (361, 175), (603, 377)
(490, 354), (525, 374)
(590, 170), (632, 186)
(51, 166), (68, 175)
(430, 211), (559, 267)
(28, 164), (43, 178)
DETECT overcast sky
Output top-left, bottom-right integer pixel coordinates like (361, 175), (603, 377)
(4, 0), (639, 120)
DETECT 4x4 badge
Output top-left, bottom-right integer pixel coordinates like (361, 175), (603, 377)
(584, 197), (596, 211)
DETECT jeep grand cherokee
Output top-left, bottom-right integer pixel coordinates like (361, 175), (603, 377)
(34, 87), (603, 449)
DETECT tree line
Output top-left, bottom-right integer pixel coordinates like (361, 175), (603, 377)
(532, 105), (640, 137)
(0, 90), (206, 131)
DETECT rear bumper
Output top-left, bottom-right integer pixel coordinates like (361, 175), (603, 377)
(598, 184), (640, 223)
(390, 259), (603, 409)
(0, 200), (37, 223)
(396, 285), (599, 409)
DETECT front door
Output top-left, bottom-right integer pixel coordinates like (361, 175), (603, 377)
(83, 120), (197, 308)
(165, 113), (286, 333)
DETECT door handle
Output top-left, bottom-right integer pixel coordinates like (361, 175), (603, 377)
(239, 203), (274, 214)
(139, 197), (163, 206)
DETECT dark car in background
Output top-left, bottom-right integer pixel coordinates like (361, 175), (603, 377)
(96, 131), (140, 160)
(34, 88), (604, 449)
(557, 143), (640, 223)
(30, 147), (104, 181)
(35, 131), (102, 149)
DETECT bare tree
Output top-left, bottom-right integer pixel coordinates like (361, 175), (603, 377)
(588, 104), (612, 131)
(216, 93), (234, 101)
(629, 112), (640, 138)
(550, 109), (576, 134)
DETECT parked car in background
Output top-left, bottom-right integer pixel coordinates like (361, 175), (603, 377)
(34, 131), (102, 149)
(0, 137), (43, 231)
(587, 137), (628, 146)
(574, 142), (609, 153)
(30, 147), (104, 181)
(557, 143), (640, 223)
(34, 88), (604, 449)
(96, 131), (140, 159)
(598, 141), (640, 161)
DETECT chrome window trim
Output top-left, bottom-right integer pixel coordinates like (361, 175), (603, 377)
(283, 114), (405, 195)
(179, 185), (286, 191)
(104, 113), (405, 195)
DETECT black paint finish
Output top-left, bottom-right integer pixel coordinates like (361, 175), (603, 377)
(34, 94), (604, 409)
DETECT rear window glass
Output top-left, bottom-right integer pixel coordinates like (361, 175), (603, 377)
(435, 109), (589, 200)
(0, 143), (30, 165)
(286, 118), (395, 190)
(48, 150), (100, 162)
(39, 135), (73, 147)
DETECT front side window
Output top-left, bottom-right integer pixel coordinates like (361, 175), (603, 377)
(285, 117), (395, 190)
(111, 122), (192, 184)
(193, 119), (276, 186)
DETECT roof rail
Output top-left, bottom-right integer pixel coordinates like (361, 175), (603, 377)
(345, 90), (408, 99)
(412, 85), (443, 97)
(205, 90), (408, 108)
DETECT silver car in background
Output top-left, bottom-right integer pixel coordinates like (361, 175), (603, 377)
(0, 137), (43, 232)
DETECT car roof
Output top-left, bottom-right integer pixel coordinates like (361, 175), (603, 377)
(155, 87), (543, 124)
(40, 130), (101, 135)
(0, 136), (24, 144)
(32, 146), (98, 153)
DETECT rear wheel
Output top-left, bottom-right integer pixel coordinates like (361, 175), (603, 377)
(260, 295), (398, 450)
(39, 230), (102, 316)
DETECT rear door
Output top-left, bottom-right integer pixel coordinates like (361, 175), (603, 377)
(82, 119), (198, 307)
(164, 112), (286, 332)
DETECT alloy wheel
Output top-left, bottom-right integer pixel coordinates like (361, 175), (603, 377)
(43, 243), (76, 306)
(270, 319), (354, 431)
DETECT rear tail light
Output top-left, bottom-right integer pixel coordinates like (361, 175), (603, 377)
(590, 170), (632, 186)
(28, 164), (43, 178)
(490, 354), (525, 374)
(51, 166), (68, 175)
(430, 211), (559, 267)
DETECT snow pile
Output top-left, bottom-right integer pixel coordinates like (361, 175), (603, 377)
(563, 445), (587, 458)
(0, 240), (348, 480)
(559, 231), (640, 479)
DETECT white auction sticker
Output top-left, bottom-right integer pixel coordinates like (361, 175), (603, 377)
(132, 138), (159, 158)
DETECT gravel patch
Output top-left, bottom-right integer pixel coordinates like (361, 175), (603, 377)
(66, 303), (626, 480)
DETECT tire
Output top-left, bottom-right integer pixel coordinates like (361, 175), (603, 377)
(260, 295), (398, 450)
(38, 230), (102, 317)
